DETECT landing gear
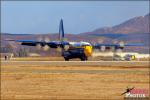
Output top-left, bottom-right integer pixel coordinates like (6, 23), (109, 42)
(64, 57), (69, 61)
(63, 49), (88, 61)
(80, 56), (88, 61)
(64, 56), (87, 61)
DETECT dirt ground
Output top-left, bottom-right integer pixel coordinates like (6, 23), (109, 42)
(1, 61), (149, 99)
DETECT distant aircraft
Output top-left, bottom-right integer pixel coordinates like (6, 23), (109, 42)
(7, 19), (144, 61)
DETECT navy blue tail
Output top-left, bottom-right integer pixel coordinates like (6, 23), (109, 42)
(59, 19), (64, 42)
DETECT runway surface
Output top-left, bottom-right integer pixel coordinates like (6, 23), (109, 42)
(2, 61), (149, 67)
(1, 60), (149, 99)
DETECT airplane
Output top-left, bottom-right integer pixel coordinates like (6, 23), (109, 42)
(6, 19), (144, 61)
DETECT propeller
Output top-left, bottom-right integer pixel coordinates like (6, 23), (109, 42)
(42, 36), (50, 51)
(36, 36), (50, 51)
(101, 46), (106, 51)
(112, 40), (125, 52)
(115, 41), (125, 52)
(62, 38), (70, 51)
(111, 39), (118, 51)
(97, 38), (106, 51)
(116, 49), (123, 53)
(43, 45), (50, 51)
(36, 35), (43, 50)
(55, 37), (70, 54)
(64, 45), (70, 51)
(56, 44), (70, 52)
(119, 41), (125, 47)
(36, 43), (42, 50)
(56, 46), (62, 52)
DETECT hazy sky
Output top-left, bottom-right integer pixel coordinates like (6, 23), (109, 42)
(1, 1), (149, 34)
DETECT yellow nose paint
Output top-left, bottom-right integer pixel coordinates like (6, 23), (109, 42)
(83, 46), (92, 57)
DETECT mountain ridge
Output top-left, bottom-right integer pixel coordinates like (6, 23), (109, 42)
(81, 13), (149, 35)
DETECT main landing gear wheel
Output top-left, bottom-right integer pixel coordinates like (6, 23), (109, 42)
(64, 58), (69, 61)
(80, 56), (88, 61)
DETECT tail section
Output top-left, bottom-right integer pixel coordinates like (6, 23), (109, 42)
(59, 19), (64, 42)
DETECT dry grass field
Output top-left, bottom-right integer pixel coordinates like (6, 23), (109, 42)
(1, 59), (149, 99)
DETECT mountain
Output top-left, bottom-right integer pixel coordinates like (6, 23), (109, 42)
(81, 13), (149, 34)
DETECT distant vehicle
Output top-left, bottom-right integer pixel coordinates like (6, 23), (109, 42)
(113, 54), (136, 61)
(6, 19), (144, 61)
(124, 54), (136, 61)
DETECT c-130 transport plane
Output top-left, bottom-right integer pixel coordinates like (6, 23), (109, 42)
(7, 19), (143, 61)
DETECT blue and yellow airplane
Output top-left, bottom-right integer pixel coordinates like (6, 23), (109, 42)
(7, 19), (144, 61)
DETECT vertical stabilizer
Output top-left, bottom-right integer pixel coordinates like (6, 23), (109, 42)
(59, 19), (64, 42)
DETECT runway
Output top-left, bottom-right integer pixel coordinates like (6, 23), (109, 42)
(1, 60), (149, 99)
(1, 61), (149, 67)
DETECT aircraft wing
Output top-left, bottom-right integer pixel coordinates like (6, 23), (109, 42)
(6, 39), (60, 48)
(6, 39), (70, 48)
(122, 43), (144, 46)
(93, 43), (144, 48)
